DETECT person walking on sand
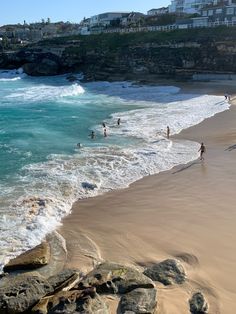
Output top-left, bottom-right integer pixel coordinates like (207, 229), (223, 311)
(167, 126), (170, 139)
(198, 142), (206, 161)
(117, 118), (121, 126)
(225, 93), (228, 100)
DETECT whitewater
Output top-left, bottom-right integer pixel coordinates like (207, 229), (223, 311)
(0, 70), (230, 270)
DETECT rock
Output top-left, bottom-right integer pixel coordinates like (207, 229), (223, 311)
(77, 262), (155, 294)
(32, 287), (109, 314)
(3, 242), (50, 272)
(120, 288), (157, 314)
(189, 292), (208, 314)
(23, 58), (59, 76)
(143, 259), (186, 285)
(0, 273), (53, 314)
(48, 269), (80, 292)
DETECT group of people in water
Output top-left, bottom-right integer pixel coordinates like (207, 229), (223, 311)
(78, 121), (206, 161)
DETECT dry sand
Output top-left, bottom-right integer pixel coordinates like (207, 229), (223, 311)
(59, 81), (236, 314)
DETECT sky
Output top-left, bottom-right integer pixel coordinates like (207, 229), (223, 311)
(0, 0), (171, 26)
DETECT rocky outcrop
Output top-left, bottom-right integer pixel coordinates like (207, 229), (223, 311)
(23, 58), (60, 76)
(143, 259), (186, 285)
(0, 273), (53, 314)
(77, 262), (155, 294)
(119, 287), (157, 314)
(3, 242), (50, 272)
(189, 292), (209, 314)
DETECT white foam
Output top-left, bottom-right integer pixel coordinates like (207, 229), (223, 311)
(5, 83), (85, 102)
(0, 68), (26, 81)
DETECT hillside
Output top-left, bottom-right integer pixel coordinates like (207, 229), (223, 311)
(1, 26), (236, 81)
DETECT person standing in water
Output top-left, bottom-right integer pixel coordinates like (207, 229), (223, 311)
(117, 118), (121, 126)
(104, 128), (107, 137)
(102, 122), (106, 128)
(167, 126), (170, 139)
(198, 142), (206, 161)
(90, 131), (95, 139)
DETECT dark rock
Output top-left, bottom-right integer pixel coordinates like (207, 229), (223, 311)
(120, 288), (157, 314)
(3, 242), (50, 272)
(77, 262), (155, 294)
(143, 259), (186, 285)
(32, 287), (109, 314)
(0, 273), (53, 314)
(23, 58), (59, 76)
(189, 292), (208, 314)
(48, 269), (80, 291)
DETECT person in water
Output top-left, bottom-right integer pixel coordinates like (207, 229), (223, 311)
(102, 122), (106, 128)
(167, 126), (170, 139)
(90, 131), (95, 139)
(104, 128), (107, 137)
(117, 118), (121, 126)
(77, 143), (82, 148)
(198, 142), (206, 160)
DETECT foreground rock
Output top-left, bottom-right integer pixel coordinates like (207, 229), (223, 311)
(77, 262), (155, 294)
(143, 259), (186, 285)
(189, 292), (208, 314)
(120, 287), (157, 314)
(32, 287), (109, 314)
(0, 273), (53, 314)
(48, 269), (81, 292)
(3, 242), (50, 272)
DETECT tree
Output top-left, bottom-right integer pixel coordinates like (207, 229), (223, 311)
(47, 17), (51, 24)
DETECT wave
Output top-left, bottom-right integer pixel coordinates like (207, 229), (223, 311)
(5, 83), (85, 102)
(0, 68), (26, 81)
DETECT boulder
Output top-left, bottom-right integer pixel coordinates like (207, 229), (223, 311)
(77, 262), (155, 294)
(120, 288), (157, 314)
(143, 259), (186, 285)
(32, 287), (109, 314)
(3, 242), (50, 272)
(48, 269), (80, 292)
(189, 292), (208, 314)
(0, 273), (53, 314)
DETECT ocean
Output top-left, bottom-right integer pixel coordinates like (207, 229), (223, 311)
(0, 69), (230, 270)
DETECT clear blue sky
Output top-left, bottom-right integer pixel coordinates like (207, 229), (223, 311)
(0, 0), (171, 26)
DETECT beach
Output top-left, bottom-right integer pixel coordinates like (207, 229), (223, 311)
(59, 82), (236, 314)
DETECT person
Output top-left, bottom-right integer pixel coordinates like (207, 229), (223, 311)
(167, 126), (170, 139)
(104, 128), (107, 137)
(90, 131), (95, 139)
(117, 118), (121, 126)
(198, 142), (206, 160)
(102, 122), (106, 128)
(225, 94), (228, 100)
(77, 143), (82, 148)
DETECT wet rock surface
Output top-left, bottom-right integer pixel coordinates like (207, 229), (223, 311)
(189, 292), (208, 314)
(119, 287), (157, 314)
(143, 259), (186, 285)
(77, 262), (155, 294)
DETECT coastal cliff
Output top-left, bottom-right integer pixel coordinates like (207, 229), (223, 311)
(1, 26), (236, 80)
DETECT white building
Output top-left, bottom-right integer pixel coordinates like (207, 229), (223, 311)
(147, 7), (169, 16)
(90, 12), (129, 27)
(169, 0), (219, 14)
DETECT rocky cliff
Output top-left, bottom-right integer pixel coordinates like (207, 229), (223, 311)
(1, 26), (236, 81)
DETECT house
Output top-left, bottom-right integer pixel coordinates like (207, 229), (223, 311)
(169, 0), (219, 14)
(147, 7), (169, 16)
(201, 2), (236, 23)
(90, 12), (129, 28)
(120, 12), (145, 27)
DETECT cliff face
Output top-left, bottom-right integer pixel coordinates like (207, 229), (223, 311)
(1, 27), (236, 81)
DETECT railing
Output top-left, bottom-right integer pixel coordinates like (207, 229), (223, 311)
(89, 20), (236, 35)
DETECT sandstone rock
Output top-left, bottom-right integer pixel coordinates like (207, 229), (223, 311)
(23, 58), (59, 76)
(189, 292), (208, 314)
(0, 273), (53, 314)
(48, 269), (80, 292)
(32, 287), (109, 314)
(77, 262), (155, 294)
(3, 242), (50, 272)
(120, 288), (157, 314)
(143, 259), (186, 285)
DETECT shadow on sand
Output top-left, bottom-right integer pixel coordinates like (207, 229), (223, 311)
(172, 160), (201, 174)
(225, 144), (236, 152)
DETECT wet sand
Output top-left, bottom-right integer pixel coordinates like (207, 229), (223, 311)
(59, 81), (236, 313)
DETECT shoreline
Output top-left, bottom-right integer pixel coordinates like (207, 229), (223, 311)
(58, 81), (236, 313)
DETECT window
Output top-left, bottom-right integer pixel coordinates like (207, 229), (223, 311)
(208, 10), (213, 16)
(216, 9), (222, 14)
(202, 10), (207, 16)
(227, 8), (234, 15)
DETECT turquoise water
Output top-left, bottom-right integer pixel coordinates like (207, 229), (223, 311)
(0, 70), (230, 269)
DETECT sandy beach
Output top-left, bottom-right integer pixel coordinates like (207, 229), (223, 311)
(59, 81), (236, 314)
